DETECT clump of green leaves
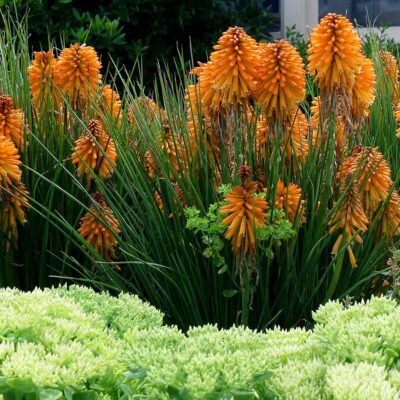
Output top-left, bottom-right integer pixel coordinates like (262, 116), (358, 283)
(185, 203), (227, 272)
(258, 210), (296, 259)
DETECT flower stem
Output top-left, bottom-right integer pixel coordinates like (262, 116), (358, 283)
(241, 266), (251, 326)
(326, 241), (346, 301)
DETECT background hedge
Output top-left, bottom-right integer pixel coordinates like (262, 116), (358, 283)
(0, 0), (277, 85)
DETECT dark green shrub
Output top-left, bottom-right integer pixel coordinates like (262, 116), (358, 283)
(0, 0), (277, 84)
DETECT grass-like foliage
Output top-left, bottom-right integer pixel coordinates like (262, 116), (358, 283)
(0, 11), (400, 330)
(0, 285), (399, 399)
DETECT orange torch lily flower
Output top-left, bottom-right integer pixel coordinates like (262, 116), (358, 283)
(380, 50), (399, 104)
(351, 55), (376, 122)
(255, 40), (306, 119)
(0, 95), (26, 149)
(0, 181), (29, 250)
(57, 44), (102, 107)
(380, 190), (400, 239)
(200, 27), (260, 112)
(308, 13), (362, 95)
(339, 146), (392, 217)
(28, 50), (60, 109)
(220, 166), (269, 255)
(71, 119), (117, 180)
(78, 192), (120, 263)
(329, 173), (369, 268)
(0, 136), (22, 185)
(274, 179), (304, 223)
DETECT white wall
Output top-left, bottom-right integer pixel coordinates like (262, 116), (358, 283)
(281, 0), (400, 40)
(282, 0), (319, 38)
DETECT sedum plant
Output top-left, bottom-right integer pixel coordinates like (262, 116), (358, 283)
(0, 286), (400, 399)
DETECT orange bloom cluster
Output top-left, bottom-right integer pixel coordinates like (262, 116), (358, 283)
(78, 192), (120, 263)
(28, 44), (102, 112)
(380, 50), (399, 103)
(283, 109), (309, 163)
(28, 50), (60, 109)
(255, 40), (305, 119)
(329, 145), (400, 266)
(339, 146), (392, 217)
(329, 173), (369, 268)
(56, 44), (102, 107)
(351, 55), (376, 121)
(71, 119), (117, 181)
(0, 95), (26, 149)
(220, 167), (269, 255)
(192, 26), (308, 127)
(0, 135), (21, 187)
(380, 190), (400, 238)
(0, 94), (29, 250)
(99, 85), (122, 125)
(0, 181), (29, 250)
(274, 179), (304, 223)
(308, 13), (362, 94)
(144, 120), (189, 215)
(199, 27), (260, 111)
(307, 14), (377, 152)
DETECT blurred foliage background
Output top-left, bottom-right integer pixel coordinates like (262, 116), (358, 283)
(0, 0), (277, 85)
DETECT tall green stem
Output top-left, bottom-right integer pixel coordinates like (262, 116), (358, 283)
(326, 242), (346, 301)
(241, 266), (251, 326)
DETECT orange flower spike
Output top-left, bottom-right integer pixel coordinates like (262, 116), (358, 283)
(0, 136), (22, 185)
(100, 85), (122, 124)
(283, 109), (309, 162)
(28, 50), (60, 109)
(274, 179), (304, 223)
(380, 50), (399, 103)
(340, 146), (392, 217)
(0, 181), (30, 250)
(255, 113), (268, 151)
(142, 120), (184, 177)
(255, 40), (306, 119)
(380, 190), (400, 238)
(78, 192), (121, 262)
(159, 121), (183, 174)
(185, 84), (203, 117)
(71, 119), (117, 180)
(57, 44), (102, 106)
(185, 84), (202, 155)
(220, 166), (269, 255)
(200, 27), (260, 111)
(351, 55), (376, 121)
(329, 173), (369, 268)
(0, 96), (26, 149)
(308, 14), (362, 94)
(144, 150), (156, 178)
